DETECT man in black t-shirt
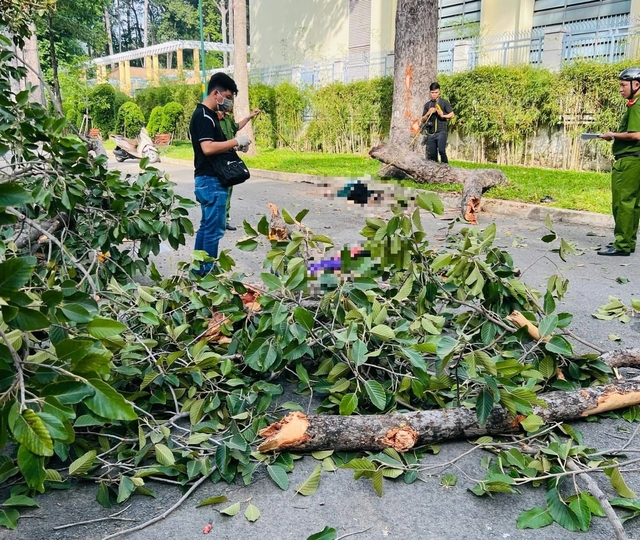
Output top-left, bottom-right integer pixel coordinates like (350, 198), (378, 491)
(189, 73), (251, 274)
(421, 82), (454, 164)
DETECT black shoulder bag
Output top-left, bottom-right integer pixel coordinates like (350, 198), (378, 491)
(210, 149), (251, 188)
(207, 114), (251, 188)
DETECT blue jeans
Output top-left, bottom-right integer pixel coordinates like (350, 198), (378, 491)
(194, 175), (229, 273)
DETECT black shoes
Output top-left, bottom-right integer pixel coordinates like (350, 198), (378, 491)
(598, 246), (630, 256)
(226, 223), (237, 231)
(605, 242), (635, 253)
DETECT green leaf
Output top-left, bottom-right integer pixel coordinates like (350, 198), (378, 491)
(69, 450), (97, 476)
(117, 476), (135, 504)
(0, 182), (32, 207)
(517, 507), (554, 529)
(371, 469), (384, 496)
(220, 501), (241, 516)
(60, 303), (94, 323)
(244, 503), (260, 522)
(538, 314), (558, 338)
(293, 306), (314, 331)
(87, 318), (128, 339)
(475, 389), (494, 425)
(416, 192), (444, 215)
(339, 393), (358, 416)
(41, 382), (94, 405)
(8, 404), (53, 456)
(306, 526), (337, 540)
(96, 481), (113, 508)
(155, 444), (175, 467)
(260, 272), (281, 290)
(370, 324), (395, 341)
(364, 380), (386, 411)
(546, 488), (579, 531)
(520, 414), (544, 433)
(295, 464), (322, 496)
(545, 336), (573, 357)
(85, 379), (137, 421)
(267, 464), (289, 491)
(17, 446), (45, 492)
(582, 492), (606, 517)
(440, 473), (458, 487)
(0, 508), (19, 530)
(0, 256), (36, 296)
(2, 495), (39, 507)
(341, 458), (376, 473)
(9, 307), (49, 331)
(196, 495), (228, 508)
(569, 493), (591, 532)
(606, 467), (636, 498)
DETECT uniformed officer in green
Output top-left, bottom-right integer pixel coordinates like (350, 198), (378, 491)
(599, 67), (640, 256)
(216, 105), (260, 230)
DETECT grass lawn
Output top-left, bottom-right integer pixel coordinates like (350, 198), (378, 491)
(106, 140), (612, 214)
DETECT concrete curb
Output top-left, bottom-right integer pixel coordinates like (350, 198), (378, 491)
(150, 155), (615, 229)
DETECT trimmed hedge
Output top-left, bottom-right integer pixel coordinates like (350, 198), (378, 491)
(115, 102), (146, 138)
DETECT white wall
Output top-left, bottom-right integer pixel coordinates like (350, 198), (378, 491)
(249, 0), (350, 66)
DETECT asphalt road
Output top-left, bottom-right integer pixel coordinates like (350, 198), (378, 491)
(5, 159), (640, 540)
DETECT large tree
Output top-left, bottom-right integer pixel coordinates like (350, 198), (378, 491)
(232, 0), (255, 154)
(388, 0), (438, 150)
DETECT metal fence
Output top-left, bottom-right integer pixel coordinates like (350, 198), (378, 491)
(247, 17), (640, 88)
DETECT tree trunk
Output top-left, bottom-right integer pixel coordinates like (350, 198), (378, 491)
(259, 352), (640, 453)
(47, 12), (62, 111)
(143, 0), (148, 48)
(384, 0), (438, 179)
(218, 1), (228, 68)
(13, 23), (46, 105)
(370, 143), (508, 224)
(232, 0), (255, 155)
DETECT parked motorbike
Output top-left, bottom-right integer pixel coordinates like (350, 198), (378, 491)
(110, 128), (160, 164)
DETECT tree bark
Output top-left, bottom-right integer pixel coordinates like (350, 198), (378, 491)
(384, 0), (438, 179)
(370, 142), (508, 224)
(13, 23), (46, 105)
(232, 0), (255, 155)
(259, 377), (640, 453)
(47, 12), (63, 111)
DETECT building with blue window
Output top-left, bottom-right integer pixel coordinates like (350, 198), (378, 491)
(249, 0), (640, 83)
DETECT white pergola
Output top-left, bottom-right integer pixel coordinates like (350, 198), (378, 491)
(93, 40), (233, 66)
(93, 40), (236, 93)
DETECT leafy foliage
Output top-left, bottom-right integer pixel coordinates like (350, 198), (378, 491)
(146, 106), (165, 137)
(2, 21), (640, 538)
(115, 101), (146, 138)
(159, 101), (184, 135)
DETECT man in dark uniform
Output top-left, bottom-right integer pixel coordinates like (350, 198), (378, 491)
(598, 67), (640, 256)
(421, 82), (455, 164)
(188, 73), (251, 273)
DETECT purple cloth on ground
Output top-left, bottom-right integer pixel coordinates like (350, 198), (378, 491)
(308, 258), (342, 273)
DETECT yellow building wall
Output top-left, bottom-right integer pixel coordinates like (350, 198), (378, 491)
(370, 0), (398, 54)
(249, 0), (350, 66)
(480, 0), (535, 37)
(631, 0), (640, 21)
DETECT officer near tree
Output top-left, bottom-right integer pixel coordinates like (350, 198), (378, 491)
(421, 82), (454, 164)
(598, 67), (640, 256)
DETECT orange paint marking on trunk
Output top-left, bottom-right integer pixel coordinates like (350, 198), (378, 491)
(404, 64), (417, 124)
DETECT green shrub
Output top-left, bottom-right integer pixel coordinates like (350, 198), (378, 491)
(147, 106), (164, 137)
(159, 101), (184, 135)
(169, 84), (201, 139)
(134, 86), (173, 118)
(249, 83), (277, 148)
(306, 77), (392, 153)
(115, 101), (146, 138)
(89, 83), (118, 134)
(274, 82), (308, 150)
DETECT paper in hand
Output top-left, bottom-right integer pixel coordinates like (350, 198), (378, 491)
(581, 133), (602, 140)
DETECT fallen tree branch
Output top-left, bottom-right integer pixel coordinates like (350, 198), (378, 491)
(369, 143), (508, 224)
(53, 504), (135, 530)
(566, 458), (629, 540)
(100, 474), (210, 540)
(258, 376), (640, 453)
